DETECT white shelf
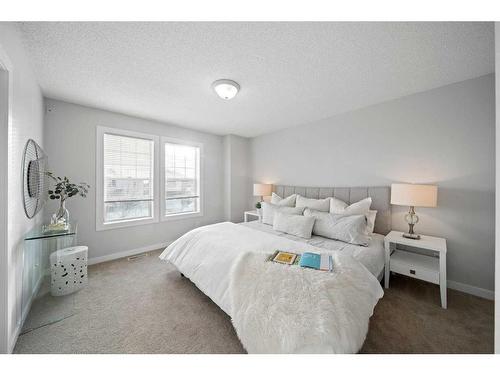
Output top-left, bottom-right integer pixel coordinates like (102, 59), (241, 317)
(244, 210), (261, 223)
(385, 231), (446, 253)
(390, 250), (439, 272)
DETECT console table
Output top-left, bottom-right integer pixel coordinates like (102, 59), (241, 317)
(21, 222), (78, 333)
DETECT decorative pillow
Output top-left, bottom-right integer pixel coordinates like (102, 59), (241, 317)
(296, 195), (330, 212)
(329, 197), (375, 233)
(330, 197), (348, 212)
(303, 208), (370, 246)
(329, 197), (372, 215)
(273, 212), (315, 239)
(261, 202), (305, 225)
(365, 210), (378, 234)
(270, 192), (297, 207)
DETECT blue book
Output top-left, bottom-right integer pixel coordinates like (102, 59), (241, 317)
(299, 252), (333, 272)
(299, 252), (321, 269)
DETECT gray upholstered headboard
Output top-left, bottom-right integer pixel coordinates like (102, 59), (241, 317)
(273, 185), (392, 235)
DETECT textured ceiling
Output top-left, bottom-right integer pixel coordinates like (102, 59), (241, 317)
(19, 22), (494, 137)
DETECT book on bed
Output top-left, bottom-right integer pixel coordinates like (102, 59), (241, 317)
(267, 250), (333, 271)
(270, 251), (298, 265)
(299, 252), (333, 272)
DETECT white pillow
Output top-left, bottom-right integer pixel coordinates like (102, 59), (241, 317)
(303, 208), (370, 246)
(365, 210), (377, 234)
(330, 197), (375, 233)
(330, 197), (348, 212)
(330, 197), (372, 215)
(296, 195), (330, 212)
(273, 212), (315, 239)
(270, 192), (297, 207)
(261, 202), (304, 225)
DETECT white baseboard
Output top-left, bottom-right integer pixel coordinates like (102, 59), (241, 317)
(88, 241), (171, 266)
(448, 280), (494, 300)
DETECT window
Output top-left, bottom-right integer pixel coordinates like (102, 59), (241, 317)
(96, 127), (159, 230)
(97, 128), (202, 230)
(162, 139), (202, 219)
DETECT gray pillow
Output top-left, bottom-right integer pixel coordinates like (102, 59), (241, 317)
(303, 208), (370, 246)
(261, 202), (304, 225)
(273, 212), (315, 239)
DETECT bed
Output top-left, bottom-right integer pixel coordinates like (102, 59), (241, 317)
(160, 185), (391, 353)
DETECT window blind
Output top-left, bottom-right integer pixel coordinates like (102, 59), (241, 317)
(164, 142), (200, 215)
(103, 133), (154, 222)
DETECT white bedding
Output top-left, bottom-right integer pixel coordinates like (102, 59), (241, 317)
(230, 252), (383, 353)
(241, 221), (385, 278)
(159, 221), (385, 316)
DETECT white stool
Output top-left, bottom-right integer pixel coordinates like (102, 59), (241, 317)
(50, 246), (88, 296)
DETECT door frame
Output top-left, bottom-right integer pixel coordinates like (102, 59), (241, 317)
(0, 46), (12, 353)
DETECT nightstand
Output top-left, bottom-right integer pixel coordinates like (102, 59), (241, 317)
(384, 230), (447, 308)
(244, 210), (261, 223)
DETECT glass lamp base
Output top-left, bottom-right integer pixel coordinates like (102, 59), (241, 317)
(402, 232), (421, 240)
(403, 206), (420, 239)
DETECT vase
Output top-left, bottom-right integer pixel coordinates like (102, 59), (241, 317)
(51, 199), (69, 226)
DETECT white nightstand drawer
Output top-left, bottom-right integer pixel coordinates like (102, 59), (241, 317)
(390, 250), (439, 284)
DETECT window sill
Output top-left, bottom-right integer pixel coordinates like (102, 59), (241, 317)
(96, 216), (159, 231)
(161, 211), (203, 222)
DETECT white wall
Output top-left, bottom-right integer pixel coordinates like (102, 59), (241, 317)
(0, 23), (44, 353)
(44, 99), (225, 263)
(223, 136), (231, 220)
(251, 74), (495, 296)
(0, 48), (9, 355)
(223, 135), (251, 222)
(494, 22), (499, 354)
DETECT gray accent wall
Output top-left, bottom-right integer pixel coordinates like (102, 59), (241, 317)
(251, 74), (495, 295)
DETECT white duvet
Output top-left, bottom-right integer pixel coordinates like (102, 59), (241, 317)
(241, 221), (385, 278)
(159, 222), (384, 353)
(161, 221), (320, 315)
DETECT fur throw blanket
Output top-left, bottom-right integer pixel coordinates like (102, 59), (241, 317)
(229, 252), (383, 353)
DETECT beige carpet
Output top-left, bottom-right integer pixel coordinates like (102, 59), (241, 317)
(14, 250), (494, 354)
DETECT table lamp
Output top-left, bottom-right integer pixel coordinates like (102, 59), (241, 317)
(390, 183), (438, 240)
(253, 183), (272, 203)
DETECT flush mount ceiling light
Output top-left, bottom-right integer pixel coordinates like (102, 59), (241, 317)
(212, 79), (240, 100)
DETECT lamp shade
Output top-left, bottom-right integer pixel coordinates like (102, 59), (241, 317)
(253, 183), (272, 197)
(391, 183), (438, 208)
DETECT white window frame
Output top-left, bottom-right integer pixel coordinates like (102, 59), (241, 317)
(161, 136), (204, 221)
(96, 126), (160, 231)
